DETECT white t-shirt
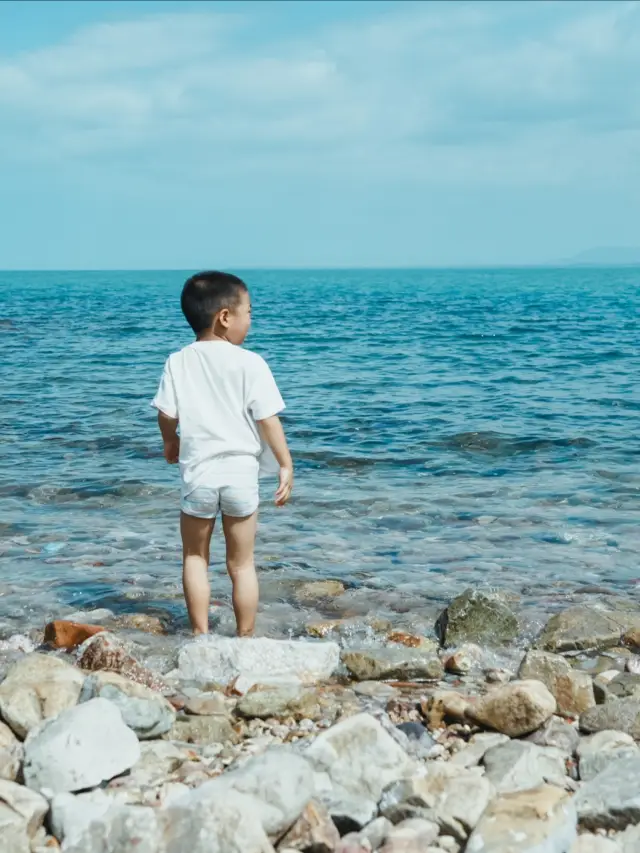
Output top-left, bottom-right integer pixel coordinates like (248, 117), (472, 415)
(152, 341), (285, 498)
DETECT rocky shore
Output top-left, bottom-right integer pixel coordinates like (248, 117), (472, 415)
(3, 586), (640, 852)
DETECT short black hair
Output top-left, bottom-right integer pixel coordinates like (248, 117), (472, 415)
(181, 271), (248, 334)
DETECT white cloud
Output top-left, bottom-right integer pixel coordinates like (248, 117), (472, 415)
(0, 1), (639, 186)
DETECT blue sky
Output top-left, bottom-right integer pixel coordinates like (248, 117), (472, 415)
(0, 0), (639, 269)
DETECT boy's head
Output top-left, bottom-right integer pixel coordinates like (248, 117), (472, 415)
(181, 271), (251, 344)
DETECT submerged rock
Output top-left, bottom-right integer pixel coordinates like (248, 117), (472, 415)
(23, 697), (141, 794)
(294, 580), (346, 602)
(341, 647), (443, 682)
(0, 653), (84, 739)
(435, 589), (519, 648)
(518, 650), (595, 716)
(467, 680), (556, 737)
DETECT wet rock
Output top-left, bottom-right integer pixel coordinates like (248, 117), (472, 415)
(187, 747), (313, 836)
(579, 699), (640, 738)
(23, 697), (140, 794)
(61, 805), (163, 853)
(444, 643), (484, 675)
(577, 730), (639, 781)
(177, 636), (339, 691)
(536, 605), (640, 653)
(518, 650), (595, 716)
(482, 740), (567, 793)
(236, 686), (321, 720)
(0, 721), (22, 781)
(379, 818), (439, 852)
(305, 621), (344, 639)
(575, 754), (640, 830)
(80, 672), (176, 739)
(386, 631), (438, 651)
(110, 614), (166, 635)
(77, 633), (166, 692)
(435, 589), (518, 648)
(295, 580), (346, 602)
(0, 653), (86, 740)
(65, 608), (114, 625)
(380, 764), (493, 841)
(184, 693), (229, 716)
(278, 799), (340, 852)
(305, 713), (415, 828)
(466, 785), (577, 853)
(449, 732), (509, 768)
(467, 680), (556, 737)
(484, 668), (513, 685)
(527, 716), (581, 755)
(353, 682), (399, 701)
(44, 619), (105, 650)
(166, 715), (236, 746)
(341, 648), (443, 682)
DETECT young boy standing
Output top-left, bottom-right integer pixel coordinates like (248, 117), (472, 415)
(152, 271), (293, 636)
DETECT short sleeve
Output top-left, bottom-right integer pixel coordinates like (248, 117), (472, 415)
(246, 355), (285, 421)
(152, 359), (179, 419)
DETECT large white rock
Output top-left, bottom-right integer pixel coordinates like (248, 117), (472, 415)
(61, 805), (162, 853)
(50, 790), (130, 846)
(177, 635), (339, 690)
(23, 698), (141, 794)
(0, 654), (84, 739)
(81, 673), (175, 740)
(483, 740), (568, 793)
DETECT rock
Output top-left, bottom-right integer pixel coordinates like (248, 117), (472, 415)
(577, 731), (639, 781)
(305, 621), (344, 639)
(359, 816), (393, 849)
(128, 741), (190, 787)
(0, 654), (84, 739)
(444, 643), (484, 675)
(334, 838), (371, 853)
(468, 680), (556, 737)
(435, 589), (518, 647)
(579, 699), (640, 738)
(177, 636), (339, 691)
(617, 825), (640, 852)
(43, 620), (104, 650)
(575, 753), (640, 829)
(422, 691), (470, 729)
(380, 764), (493, 841)
(166, 715), (236, 746)
(626, 656), (640, 675)
(353, 682), (399, 701)
(305, 713), (415, 828)
(482, 740), (568, 793)
(77, 633), (166, 692)
(449, 732), (509, 768)
(187, 747), (313, 836)
(110, 614), (166, 635)
(527, 717), (581, 755)
(278, 799), (341, 852)
(184, 693), (229, 716)
(379, 818), (439, 852)
(0, 721), (22, 781)
(485, 668), (513, 685)
(80, 673), (175, 739)
(341, 648), (443, 682)
(50, 789), (130, 846)
(295, 580), (346, 602)
(0, 780), (48, 836)
(65, 608), (114, 624)
(536, 605), (640, 653)
(61, 805), (164, 853)
(571, 837), (621, 853)
(386, 632), (438, 651)
(236, 686), (321, 720)
(466, 785), (577, 853)
(23, 697), (141, 794)
(595, 673), (640, 702)
(518, 650), (595, 716)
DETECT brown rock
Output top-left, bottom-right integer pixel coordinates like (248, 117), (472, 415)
(185, 693), (229, 716)
(422, 691), (471, 729)
(467, 680), (556, 737)
(305, 620), (344, 638)
(294, 580), (346, 602)
(77, 632), (166, 692)
(166, 715), (237, 745)
(387, 631), (435, 649)
(278, 800), (341, 852)
(518, 650), (595, 716)
(444, 643), (483, 675)
(622, 628), (640, 649)
(44, 620), (105, 650)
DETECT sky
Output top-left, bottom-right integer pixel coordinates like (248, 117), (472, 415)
(0, 0), (639, 269)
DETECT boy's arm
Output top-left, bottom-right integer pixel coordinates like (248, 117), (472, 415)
(257, 415), (293, 506)
(157, 411), (180, 464)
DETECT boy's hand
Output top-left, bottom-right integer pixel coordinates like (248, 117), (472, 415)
(163, 437), (180, 464)
(275, 466), (293, 506)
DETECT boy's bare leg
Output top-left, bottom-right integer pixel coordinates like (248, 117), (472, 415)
(222, 512), (259, 637)
(180, 512), (215, 635)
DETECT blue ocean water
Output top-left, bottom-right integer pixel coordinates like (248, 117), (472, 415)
(1, 268), (639, 640)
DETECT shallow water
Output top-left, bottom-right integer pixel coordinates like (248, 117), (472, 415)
(1, 268), (639, 641)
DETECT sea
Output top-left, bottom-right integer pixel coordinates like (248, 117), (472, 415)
(1, 268), (639, 646)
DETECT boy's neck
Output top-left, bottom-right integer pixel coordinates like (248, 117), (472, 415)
(197, 327), (228, 343)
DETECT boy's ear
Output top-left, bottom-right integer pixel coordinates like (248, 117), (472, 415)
(218, 308), (230, 328)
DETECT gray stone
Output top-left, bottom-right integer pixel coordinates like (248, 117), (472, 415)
(177, 635), (339, 691)
(577, 730), (639, 781)
(0, 653), (84, 739)
(482, 740), (568, 793)
(341, 648), (443, 681)
(449, 733), (509, 768)
(186, 746), (313, 836)
(436, 589), (519, 647)
(527, 717), (581, 755)
(81, 681), (175, 739)
(536, 605), (640, 654)
(0, 721), (22, 782)
(466, 785), (577, 853)
(579, 699), (640, 738)
(23, 697), (141, 794)
(468, 680), (557, 737)
(518, 650), (595, 716)
(595, 673), (640, 702)
(575, 754), (640, 830)
(236, 686), (321, 720)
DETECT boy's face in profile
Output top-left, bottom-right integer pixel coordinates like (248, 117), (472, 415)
(223, 290), (252, 345)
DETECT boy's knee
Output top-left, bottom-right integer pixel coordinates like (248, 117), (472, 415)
(227, 559), (255, 577)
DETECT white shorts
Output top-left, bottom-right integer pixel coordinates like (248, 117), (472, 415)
(181, 483), (259, 519)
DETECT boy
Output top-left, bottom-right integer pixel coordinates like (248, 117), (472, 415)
(152, 271), (293, 637)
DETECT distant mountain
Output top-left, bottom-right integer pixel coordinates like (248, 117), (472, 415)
(561, 247), (640, 266)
